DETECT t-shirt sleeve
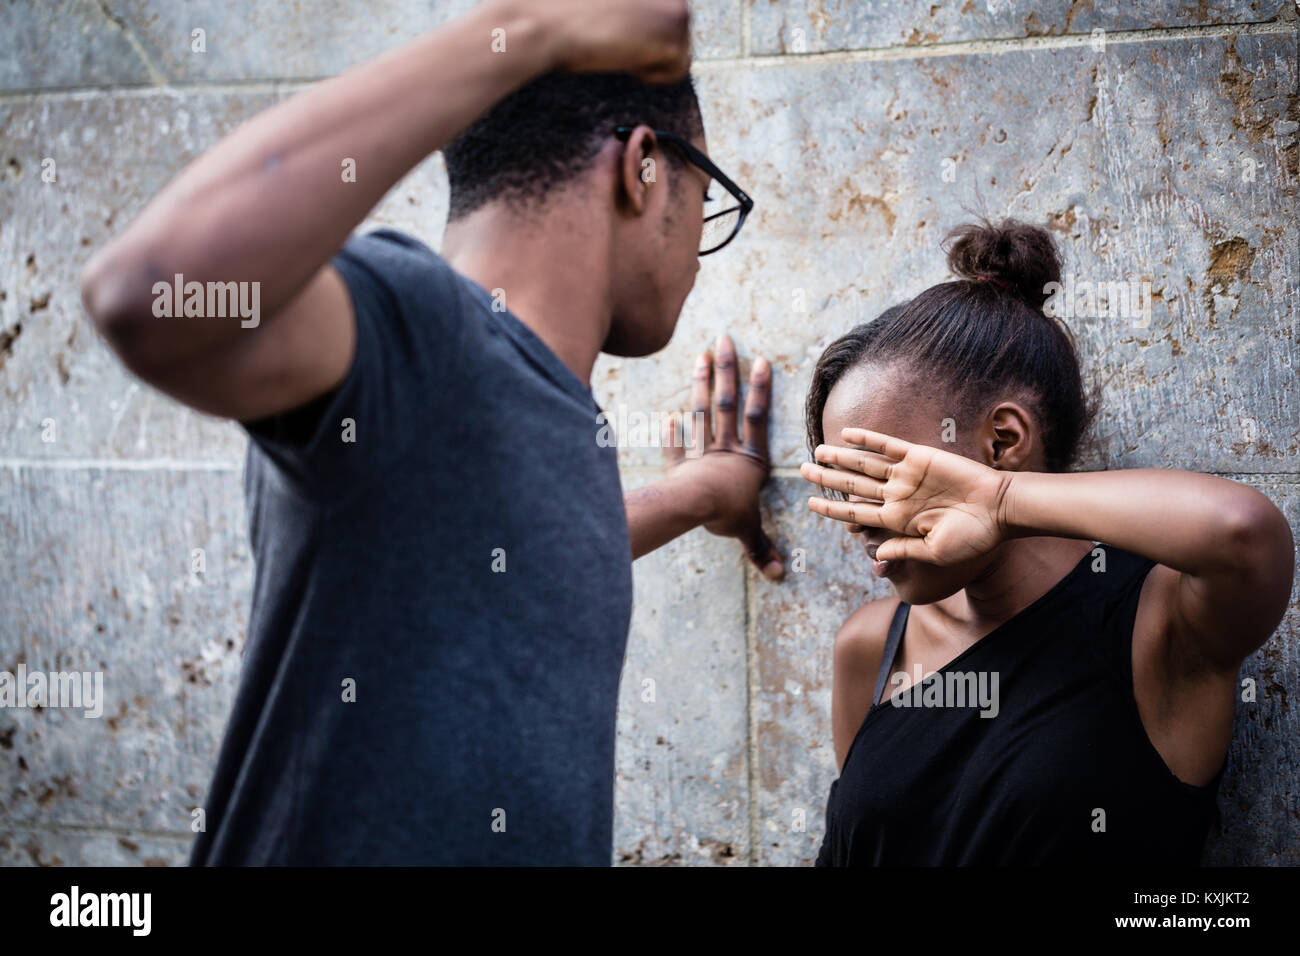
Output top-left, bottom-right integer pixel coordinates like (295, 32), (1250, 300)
(241, 227), (467, 495)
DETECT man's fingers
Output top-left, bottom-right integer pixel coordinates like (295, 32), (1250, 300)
(713, 335), (739, 445)
(741, 356), (772, 461)
(690, 351), (713, 454)
(744, 525), (784, 581)
(637, 7), (692, 82)
(634, 46), (692, 84)
(662, 413), (686, 465)
(799, 461), (886, 501)
(565, 1), (692, 81)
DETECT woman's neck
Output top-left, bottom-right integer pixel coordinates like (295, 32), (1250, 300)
(933, 535), (1097, 639)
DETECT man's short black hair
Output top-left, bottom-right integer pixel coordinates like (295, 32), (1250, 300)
(444, 71), (702, 221)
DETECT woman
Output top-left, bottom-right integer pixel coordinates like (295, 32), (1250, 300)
(802, 219), (1294, 865)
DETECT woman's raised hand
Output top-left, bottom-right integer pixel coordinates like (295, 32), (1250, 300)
(800, 428), (1014, 566)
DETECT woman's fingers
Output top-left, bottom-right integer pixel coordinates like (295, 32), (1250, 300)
(841, 427), (911, 460)
(812, 443), (893, 480)
(800, 461), (887, 501)
(807, 496), (927, 556)
(807, 495), (887, 528)
(875, 534), (931, 563)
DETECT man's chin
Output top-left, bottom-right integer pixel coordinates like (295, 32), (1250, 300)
(603, 320), (677, 358)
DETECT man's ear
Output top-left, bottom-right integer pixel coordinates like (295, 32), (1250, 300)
(618, 124), (658, 216)
(982, 400), (1035, 470)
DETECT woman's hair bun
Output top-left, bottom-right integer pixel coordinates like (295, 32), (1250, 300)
(944, 217), (1063, 310)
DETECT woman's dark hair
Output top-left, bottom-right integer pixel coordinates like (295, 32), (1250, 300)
(805, 218), (1095, 473)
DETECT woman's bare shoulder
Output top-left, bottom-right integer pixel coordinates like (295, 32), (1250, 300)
(833, 595), (904, 678)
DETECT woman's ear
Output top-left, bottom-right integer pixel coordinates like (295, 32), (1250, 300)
(618, 125), (657, 216)
(983, 400), (1035, 470)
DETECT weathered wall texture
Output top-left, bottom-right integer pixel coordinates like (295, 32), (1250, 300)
(1, 1), (1296, 866)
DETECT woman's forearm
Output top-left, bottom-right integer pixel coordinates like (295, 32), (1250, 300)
(1003, 469), (1289, 578)
(1004, 468), (1293, 660)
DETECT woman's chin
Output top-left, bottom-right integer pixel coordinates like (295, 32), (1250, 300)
(887, 571), (967, 606)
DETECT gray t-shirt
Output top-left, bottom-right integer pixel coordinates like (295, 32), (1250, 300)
(189, 228), (633, 865)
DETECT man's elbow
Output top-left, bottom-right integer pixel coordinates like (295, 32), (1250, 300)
(80, 247), (171, 379)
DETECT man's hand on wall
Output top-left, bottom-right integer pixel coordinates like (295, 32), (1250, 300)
(659, 335), (784, 580)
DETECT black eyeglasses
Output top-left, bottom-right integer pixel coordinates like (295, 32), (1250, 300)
(614, 126), (754, 255)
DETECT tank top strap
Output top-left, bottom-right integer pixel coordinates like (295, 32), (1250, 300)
(872, 601), (910, 707)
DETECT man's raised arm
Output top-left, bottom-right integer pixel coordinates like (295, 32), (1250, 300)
(79, 0), (690, 421)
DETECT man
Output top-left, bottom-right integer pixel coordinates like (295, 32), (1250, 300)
(80, 0), (782, 864)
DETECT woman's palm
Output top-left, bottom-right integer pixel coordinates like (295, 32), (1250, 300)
(877, 445), (1007, 564)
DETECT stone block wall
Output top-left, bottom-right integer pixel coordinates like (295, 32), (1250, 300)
(1, 0), (1296, 865)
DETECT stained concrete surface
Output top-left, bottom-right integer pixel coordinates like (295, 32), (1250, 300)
(1, 1), (1296, 865)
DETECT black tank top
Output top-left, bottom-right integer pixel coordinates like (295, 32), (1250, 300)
(816, 544), (1225, 866)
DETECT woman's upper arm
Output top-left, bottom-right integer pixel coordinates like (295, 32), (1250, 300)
(831, 598), (898, 773)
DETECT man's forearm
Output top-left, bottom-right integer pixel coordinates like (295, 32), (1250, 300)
(626, 473), (714, 559)
(81, 0), (555, 352)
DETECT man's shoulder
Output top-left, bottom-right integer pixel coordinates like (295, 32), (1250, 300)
(345, 225), (438, 258)
(335, 226), (466, 306)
